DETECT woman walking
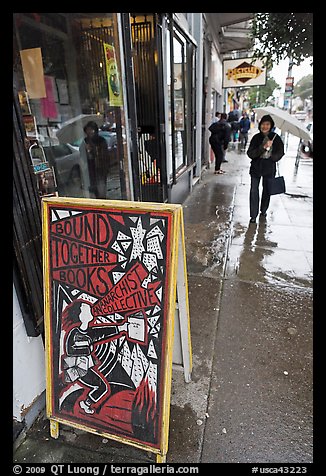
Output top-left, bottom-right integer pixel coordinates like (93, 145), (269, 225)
(247, 114), (284, 223)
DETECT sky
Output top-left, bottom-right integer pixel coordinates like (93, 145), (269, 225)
(270, 57), (313, 89)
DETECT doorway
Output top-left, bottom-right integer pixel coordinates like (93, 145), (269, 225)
(130, 13), (168, 202)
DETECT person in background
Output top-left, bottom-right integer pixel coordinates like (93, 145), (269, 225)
(211, 111), (228, 162)
(208, 112), (231, 175)
(227, 110), (240, 142)
(239, 112), (251, 152)
(210, 111), (221, 125)
(247, 114), (284, 223)
(79, 121), (110, 199)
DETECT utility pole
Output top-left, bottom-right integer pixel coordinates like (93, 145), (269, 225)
(256, 85), (260, 106)
(284, 56), (294, 149)
(286, 56), (294, 114)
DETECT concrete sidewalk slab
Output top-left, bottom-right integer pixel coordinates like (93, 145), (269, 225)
(201, 279), (313, 463)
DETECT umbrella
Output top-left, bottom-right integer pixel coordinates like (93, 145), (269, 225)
(254, 106), (311, 141)
(56, 114), (104, 144)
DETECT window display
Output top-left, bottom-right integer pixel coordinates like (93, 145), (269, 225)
(14, 13), (130, 201)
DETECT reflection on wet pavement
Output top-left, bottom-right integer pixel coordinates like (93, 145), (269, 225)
(227, 217), (312, 287)
(182, 130), (312, 463)
(184, 131), (313, 289)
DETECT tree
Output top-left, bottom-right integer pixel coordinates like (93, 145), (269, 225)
(250, 13), (313, 67)
(294, 74), (313, 102)
(247, 75), (280, 107)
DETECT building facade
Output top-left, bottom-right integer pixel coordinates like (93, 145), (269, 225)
(13, 12), (253, 435)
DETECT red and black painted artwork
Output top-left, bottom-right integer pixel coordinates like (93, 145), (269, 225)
(47, 205), (172, 448)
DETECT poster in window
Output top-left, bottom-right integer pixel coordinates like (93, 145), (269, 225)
(23, 115), (37, 137)
(38, 126), (48, 139)
(103, 43), (123, 107)
(56, 79), (69, 105)
(20, 47), (47, 99)
(41, 76), (59, 120)
(36, 168), (58, 197)
(18, 90), (31, 115)
(42, 198), (183, 457)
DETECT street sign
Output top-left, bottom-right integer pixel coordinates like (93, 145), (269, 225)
(42, 197), (192, 463)
(285, 76), (294, 100)
(285, 76), (294, 92)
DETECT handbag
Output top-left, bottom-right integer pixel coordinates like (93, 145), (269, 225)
(267, 163), (286, 195)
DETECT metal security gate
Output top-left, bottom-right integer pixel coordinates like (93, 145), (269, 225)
(13, 81), (44, 338)
(130, 13), (167, 202)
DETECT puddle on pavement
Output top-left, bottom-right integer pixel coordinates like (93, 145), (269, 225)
(226, 222), (313, 287)
(185, 205), (232, 275)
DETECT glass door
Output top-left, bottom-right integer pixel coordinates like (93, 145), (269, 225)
(167, 23), (196, 184)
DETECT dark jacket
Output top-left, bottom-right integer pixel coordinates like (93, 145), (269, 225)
(247, 114), (284, 177)
(239, 117), (251, 134)
(209, 119), (231, 149)
(84, 134), (110, 177)
(247, 131), (284, 177)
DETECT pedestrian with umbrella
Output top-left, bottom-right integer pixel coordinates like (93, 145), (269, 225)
(247, 114), (284, 223)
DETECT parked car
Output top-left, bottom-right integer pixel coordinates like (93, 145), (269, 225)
(43, 143), (82, 185)
(300, 122), (313, 158)
(98, 130), (117, 150)
(29, 142), (82, 189)
(294, 111), (307, 122)
(30, 129), (120, 194)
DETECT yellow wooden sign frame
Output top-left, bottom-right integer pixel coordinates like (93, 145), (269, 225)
(42, 197), (192, 463)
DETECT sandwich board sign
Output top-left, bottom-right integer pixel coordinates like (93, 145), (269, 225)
(42, 197), (192, 462)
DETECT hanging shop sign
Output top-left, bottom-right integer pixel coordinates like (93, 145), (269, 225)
(223, 57), (267, 88)
(42, 197), (192, 463)
(103, 43), (123, 107)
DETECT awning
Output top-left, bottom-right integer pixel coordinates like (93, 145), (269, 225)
(205, 13), (254, 54)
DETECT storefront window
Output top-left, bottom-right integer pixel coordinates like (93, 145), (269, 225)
(13, 13), (130, 200)
(166, 22), (195, 183)
(173, 34), (187, 171)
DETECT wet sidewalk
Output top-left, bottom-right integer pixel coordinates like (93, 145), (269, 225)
(13, 131), (313, 465)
